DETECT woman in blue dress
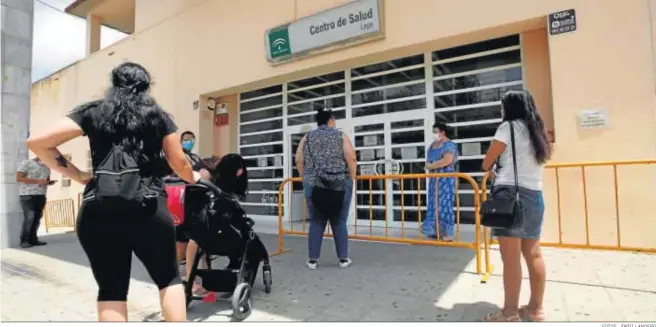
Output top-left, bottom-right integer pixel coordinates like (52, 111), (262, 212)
(422, 122), (459, 241)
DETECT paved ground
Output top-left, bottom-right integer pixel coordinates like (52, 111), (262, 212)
(1, 228), (656, 322)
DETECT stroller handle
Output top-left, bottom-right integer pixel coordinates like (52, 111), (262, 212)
(197, 179), (224, 196)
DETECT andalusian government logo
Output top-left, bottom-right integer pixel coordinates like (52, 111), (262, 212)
(268, 26), (291, 58)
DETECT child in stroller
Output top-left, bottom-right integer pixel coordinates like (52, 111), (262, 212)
(166, 154), (273, 320)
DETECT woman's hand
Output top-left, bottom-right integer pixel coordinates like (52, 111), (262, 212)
(192, 171), (202, 183)
(199, 168), (212, 181)
(76, 171), (93, 185)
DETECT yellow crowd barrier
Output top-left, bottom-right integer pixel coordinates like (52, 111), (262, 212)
(44, 198), (76, 232)
(481, 159), (656, 282)
(276, 173), (487, 276)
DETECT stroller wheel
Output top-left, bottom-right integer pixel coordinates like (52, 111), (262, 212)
(263, 270), (272, 294)
(231, 282), (252, 321)
(262, 264), (272, 294)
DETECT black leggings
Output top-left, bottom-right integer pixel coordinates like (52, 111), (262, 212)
(77, 196), (181, 302)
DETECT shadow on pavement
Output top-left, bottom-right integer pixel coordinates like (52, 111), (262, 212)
(13, 231), (480, 321)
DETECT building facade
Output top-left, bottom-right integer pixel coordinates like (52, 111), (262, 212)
(31, 0), (656, 248)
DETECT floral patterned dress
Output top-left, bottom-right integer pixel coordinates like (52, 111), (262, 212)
(421, 140), (458, 238)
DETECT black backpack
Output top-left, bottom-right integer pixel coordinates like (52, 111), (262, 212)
(94, 144), (156, 207)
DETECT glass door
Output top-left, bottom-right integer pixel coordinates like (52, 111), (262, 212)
(351, 112), (429, 230)
(285, 124), (352, 227)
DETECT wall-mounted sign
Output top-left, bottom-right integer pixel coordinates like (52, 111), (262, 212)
(577, 109), (609, 129)
(360, 149), (375, 161)
(363, 135), (378, 147)
(400, 147), (417, 160)
(360, 164), (376, 176)
(461, 142), (482, 156)
(265, 0), (384, 65)
(549, 9), (576, 36)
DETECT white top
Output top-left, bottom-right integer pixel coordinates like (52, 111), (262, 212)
(492, 121), (544, 191)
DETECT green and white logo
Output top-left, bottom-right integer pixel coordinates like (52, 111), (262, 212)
(267, 26), (291, 58)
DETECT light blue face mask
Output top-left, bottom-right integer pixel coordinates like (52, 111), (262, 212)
(182, 139), (195, 151)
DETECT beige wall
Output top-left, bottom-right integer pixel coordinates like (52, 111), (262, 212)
(31, 0), (656, 247)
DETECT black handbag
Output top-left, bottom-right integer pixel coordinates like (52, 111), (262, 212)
(305, 132), (347, 220)
(480, 121), (523, 229)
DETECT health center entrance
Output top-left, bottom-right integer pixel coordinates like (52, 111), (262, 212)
(287, 110), (433, 232)
(239, 34), (525, 233)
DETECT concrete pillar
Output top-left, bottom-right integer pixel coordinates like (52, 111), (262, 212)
(86, 14), (101, 55)
(1, 0), (34, 249)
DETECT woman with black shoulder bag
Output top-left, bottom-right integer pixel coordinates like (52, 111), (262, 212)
(479, 90), (552, 322)
(295, 108), (357, 270)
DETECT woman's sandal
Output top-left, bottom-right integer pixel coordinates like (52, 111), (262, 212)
(480, 311), (521, 322)
(192, 281), (208, 296)
(519, 306), (545, 322)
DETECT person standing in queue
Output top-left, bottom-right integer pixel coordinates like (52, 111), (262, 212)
(295, 108), (357, 270)
(422, 122), (459, 241)
(26, 62), (200, 322)
(480, 90), (550, 322)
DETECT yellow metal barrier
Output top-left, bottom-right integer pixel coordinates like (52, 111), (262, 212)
(276, 173), (486, 275)
(481, 159), (656, 283)
(44, 198), (76, 232)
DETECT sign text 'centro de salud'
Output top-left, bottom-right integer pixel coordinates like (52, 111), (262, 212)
(265, 0), (384, 64)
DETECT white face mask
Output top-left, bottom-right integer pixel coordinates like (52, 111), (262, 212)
(434, 133), (442, 142)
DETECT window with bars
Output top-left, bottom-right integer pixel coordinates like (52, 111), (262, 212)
(239, 85), (285, 217)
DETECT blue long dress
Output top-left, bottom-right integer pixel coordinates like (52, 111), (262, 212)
(422, 141), (458, 238)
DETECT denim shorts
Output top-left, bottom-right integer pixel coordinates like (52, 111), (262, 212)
(491, 185), (545, 239)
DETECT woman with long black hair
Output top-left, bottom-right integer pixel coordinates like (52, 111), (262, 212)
(27, 62), (200, 322)
(480, 90), (551, 321)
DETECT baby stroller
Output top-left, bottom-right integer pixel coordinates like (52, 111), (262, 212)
(164, 153), (272, 320)
(177, 178), (272, 320)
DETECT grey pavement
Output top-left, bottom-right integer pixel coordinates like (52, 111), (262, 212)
(1, 227), (656, 322)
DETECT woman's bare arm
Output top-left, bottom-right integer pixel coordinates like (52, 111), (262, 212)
(342, 134), (357, 180)
(482, 140), (506, 171)
(295, 136), (306, 178)
(26, 118), (91, 184)
(427, 152), (455, 170)
(163, 133), (199, 184)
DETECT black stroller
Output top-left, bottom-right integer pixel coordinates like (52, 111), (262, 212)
(182, 179), (273, 320)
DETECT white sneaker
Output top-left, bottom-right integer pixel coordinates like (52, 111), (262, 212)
(338, 258), (352, 269)
(307, 260), (318, 270)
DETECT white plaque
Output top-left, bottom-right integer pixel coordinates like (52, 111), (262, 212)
(257, 157), (268, 167)
(461, 142), (481, 156)
(360, 149), (375, 161)
(363, 135), (378, 147)
(577, 109), (609, 129)
(360, 164), (376, 176)
(400, 147), (417, 160)
(274, 155), (283, 167)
